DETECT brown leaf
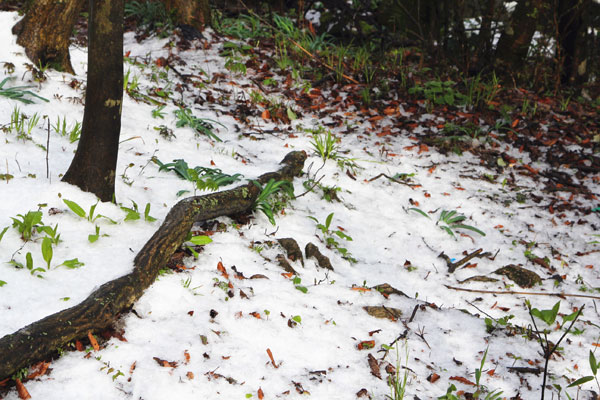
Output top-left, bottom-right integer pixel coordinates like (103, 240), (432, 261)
(153, 357), (178, 368)
(26, 361), (50, 379)
(15, 379), (31, 399)
(427, 373), (440, 383)
(449, 375), (476, 386)
(184, 350), (191, 364)
(258, 387), (264, 399)
(367, 353), (381, 379)
(88, 331), (100, 351)
(186, 371), (194, 380)
(266, 348), (278, 368)
(75, 340), (84, 351)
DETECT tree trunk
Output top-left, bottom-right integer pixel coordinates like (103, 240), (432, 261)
(0, 151), (307, 382)
(11, 0), (86, 74)
(163, 0), (211, 31)
(557, 0), (590, 85)
(62, 0), (124, 202)
(476, 0), (496, 68)
(495, 0), (543, 75)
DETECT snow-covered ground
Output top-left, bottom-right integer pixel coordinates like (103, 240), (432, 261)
(1, 10), (599, 400)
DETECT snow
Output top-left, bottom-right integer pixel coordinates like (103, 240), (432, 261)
(1, 10), (600, 400)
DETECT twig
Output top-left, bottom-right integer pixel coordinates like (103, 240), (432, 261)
(445, 285), (600, 300)
(46, 118), (50, 181)
(368, 173), (417, 188)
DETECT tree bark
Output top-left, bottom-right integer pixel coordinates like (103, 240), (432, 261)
(0, 151), (307, 382)
(11, 0), (86, 74)
(557, 0), (590, 85)
(62, 0), (124, 202)
(163, 0), (211, 31)
(495, 0), (544, 75)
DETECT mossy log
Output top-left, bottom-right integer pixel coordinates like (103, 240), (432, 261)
(0, 151), (306, 381)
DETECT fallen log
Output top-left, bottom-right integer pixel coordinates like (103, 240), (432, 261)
(0, 150), (306, 381)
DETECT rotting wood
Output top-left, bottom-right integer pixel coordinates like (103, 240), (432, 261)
(0, 150), (306, 381)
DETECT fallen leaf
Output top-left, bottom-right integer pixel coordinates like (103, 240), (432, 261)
(187, 371), (194, 380)
(258, 387), (264, 399)
(26, 361), (50, 379)
(261, 109), (270, 120)
(449, 376), (476, 386)
(88, 331), (100, 351)
(266, 348), (278, 368)
(184, 350), (191, 364)
(367, 353), (381, 379)
(427, 373), (440, 383)
(15, 379), (31, 400)
(153, 357), (178, 368)
(75, 340), (84, 351)
(250, 312), (262, 319)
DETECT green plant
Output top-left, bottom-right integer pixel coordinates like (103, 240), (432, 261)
(174, 108), (225, 142)
(309, 128), (339, 161)
(41, 236), (53, 270)
(308, 213), (356, 263)
(125, 0), (173, 34)
(526, 300), (584, 400)
(11, 210), (43, 241)
(568, 349), (600, 393)
(292, 276), (308, 293)
(151, 104), (166, 119)
(8, 106), (40, 140)
(184, 234), (212, 258)
(385, 341), (410, 400)
(120, 201), (157, 222)
(52, 116), (82, 143)
(0, 77), (49, 104)
(63, 199), (117, 223)
(438, 210), (485, 237)
(409, 80), (466, 109)
(9, 252), (45, 277)
(484, 314), (514, 334)
(88, 225), (104, 243)
(252, 179), (294, 225)
(153, 157), (243, 194)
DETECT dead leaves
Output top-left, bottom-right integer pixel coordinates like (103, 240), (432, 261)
(266, 348), (279, 368)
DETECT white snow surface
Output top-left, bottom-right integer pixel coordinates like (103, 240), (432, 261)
(0, 10), (599, 400)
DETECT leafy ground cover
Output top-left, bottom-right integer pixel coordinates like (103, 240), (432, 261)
(1, 8), (600, 400)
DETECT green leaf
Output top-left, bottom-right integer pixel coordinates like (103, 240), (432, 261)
(0, 226), (8, 242)
(41, 237), (53, 269)
(567, 376), (595, 387)
(452, 224), (486, 236)
(286, 107), (297, 120)
(88, 226), (100, 243)
(292, 315), (302, 323)
(325, 213), (334, 230)
(590, 350), (598, 376)
(121, 207), (140, 221)
(497, 157), (507, 167)
(531, 301), (560, 325)
(408, 207), (430, 219)
(295, 285), (308, 293)
(144, 203), (157, 222)
(63, 199), (87, 218)
(0, 280), (6, 287)
(188, 235), (213, 245)
(26, 252), (34, 271)
(59, 258), (84, 269)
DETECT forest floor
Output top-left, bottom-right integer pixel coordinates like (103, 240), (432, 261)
(1, 9), (600, 400)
